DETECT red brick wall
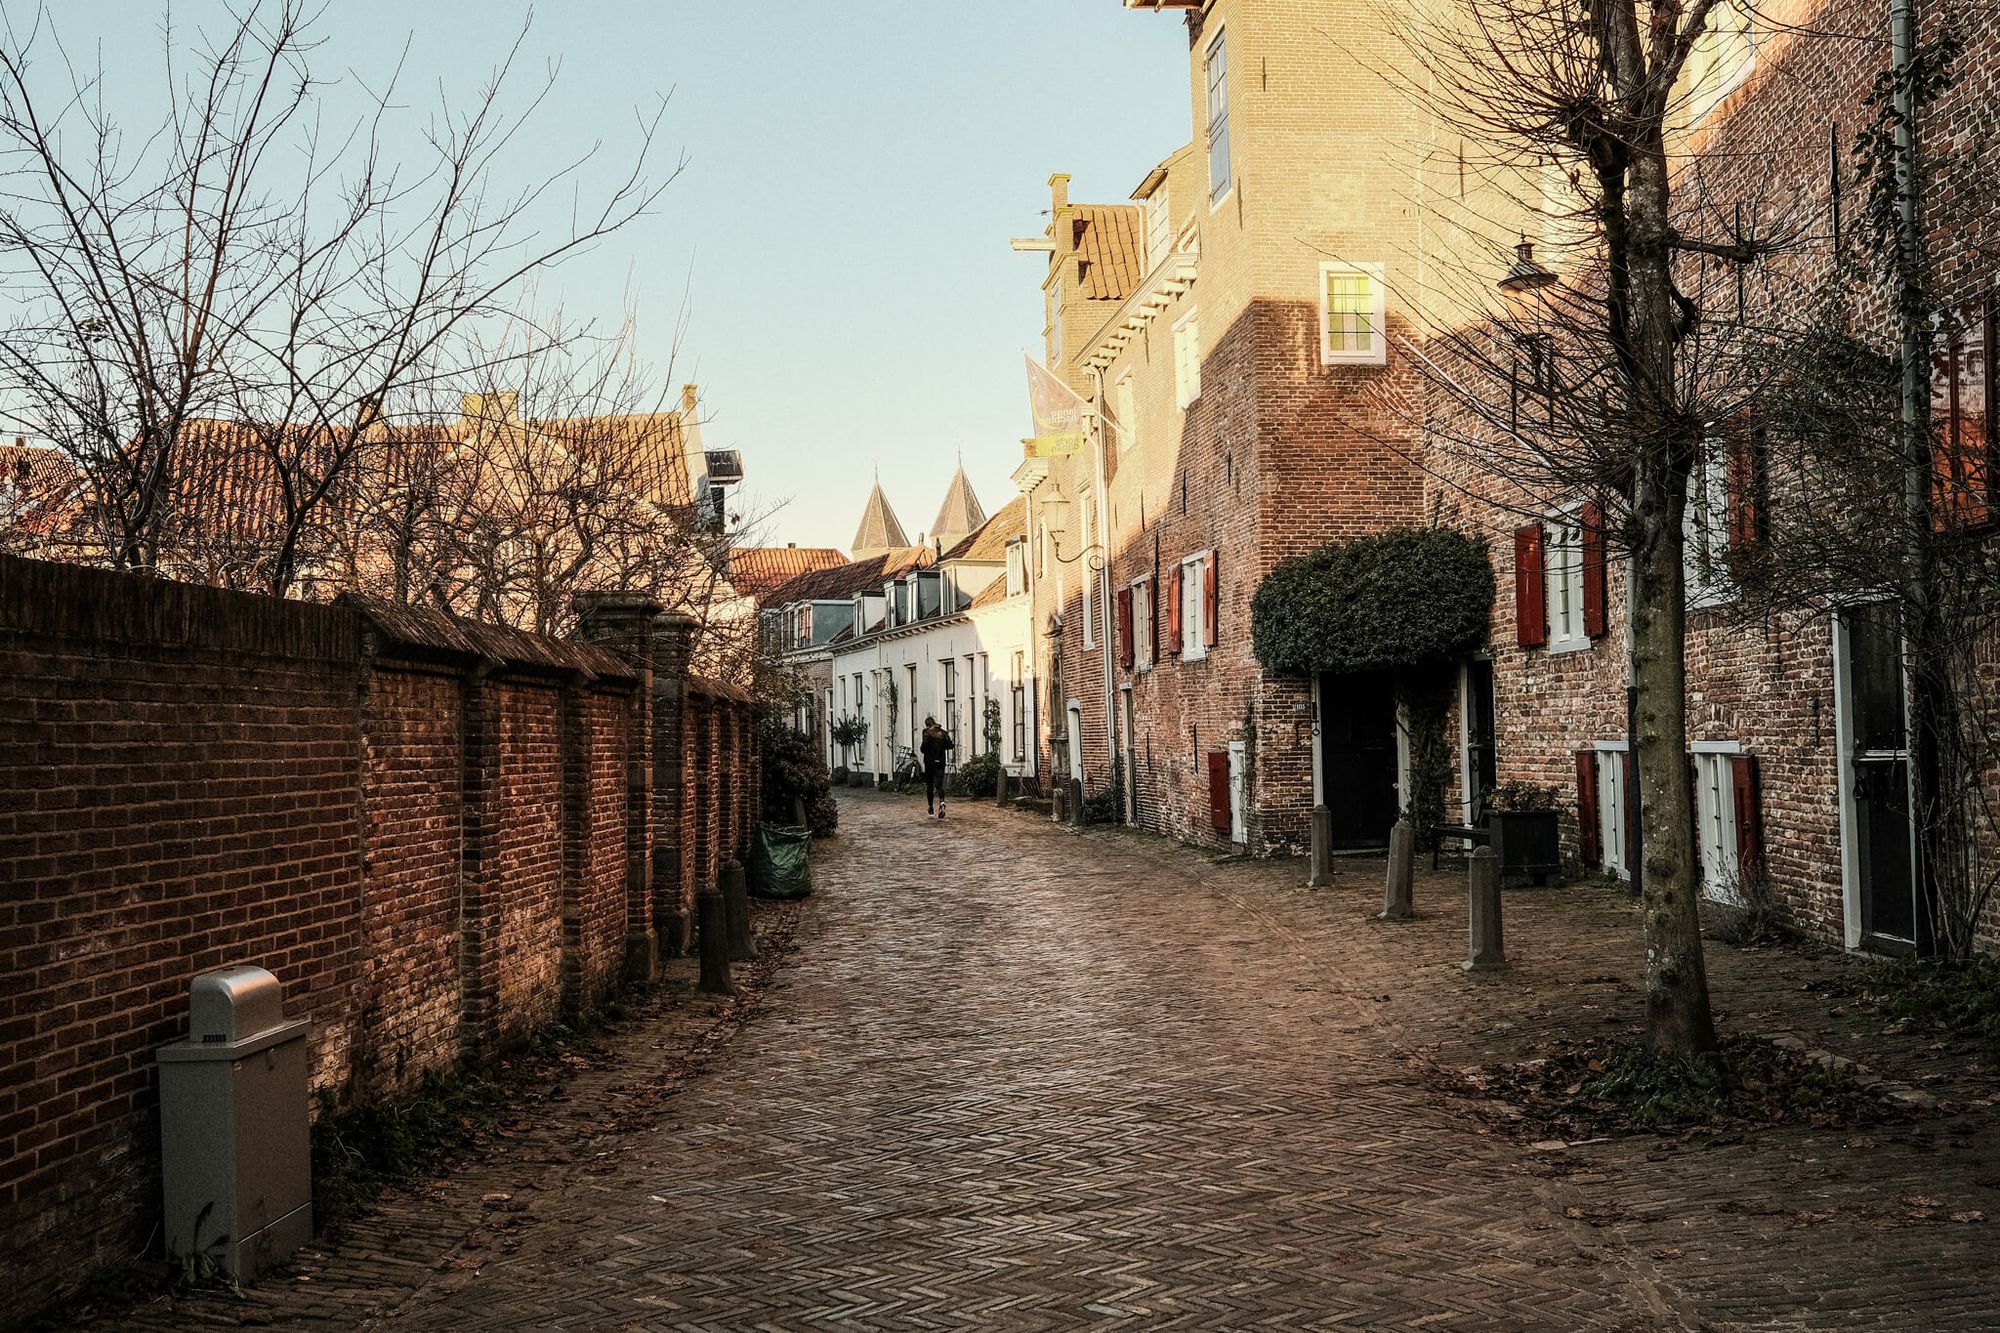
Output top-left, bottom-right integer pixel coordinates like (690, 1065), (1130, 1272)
(0, 556), (755, 1317)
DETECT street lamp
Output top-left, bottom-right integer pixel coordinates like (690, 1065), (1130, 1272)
(1496, 237), (1558, 295)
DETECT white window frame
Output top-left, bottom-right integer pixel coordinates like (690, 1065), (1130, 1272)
(1005, 538), (1026, 596)
(1173, 310), (1201, 409)
(1319, 262), (1388, 367)
(1205, 28), (1232, 206)
(1684, 431), (1736, 609)
(1691, 740), (1744, 904)
(1132, 574), (1155, 671)
(1179, 551), (1211, 661)
(1594, 739), (1630, 881)
(1544, 506), (1591, 653)
(1011, 650), (1028, 763)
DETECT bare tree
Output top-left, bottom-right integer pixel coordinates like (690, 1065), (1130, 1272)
(0, 1), (677, 595)
(1380, 0), (1817, 1051)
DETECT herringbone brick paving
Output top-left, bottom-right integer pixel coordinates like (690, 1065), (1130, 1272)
(83, 793), (2000, 1330)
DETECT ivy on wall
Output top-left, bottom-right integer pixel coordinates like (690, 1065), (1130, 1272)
(1250, 527), (1494, 678)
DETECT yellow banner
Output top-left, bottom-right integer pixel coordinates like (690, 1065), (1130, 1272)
(1023, 432), (1086, 458)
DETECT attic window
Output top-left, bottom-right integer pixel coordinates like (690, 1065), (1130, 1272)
(1077, 259), (1093, 286)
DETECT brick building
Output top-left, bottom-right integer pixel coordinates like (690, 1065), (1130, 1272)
(1018, 0), (1430, 852)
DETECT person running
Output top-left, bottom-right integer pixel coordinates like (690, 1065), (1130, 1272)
(919, 716), (955, 818)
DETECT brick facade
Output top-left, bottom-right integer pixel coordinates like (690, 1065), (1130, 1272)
(0, 554), (761, 1314)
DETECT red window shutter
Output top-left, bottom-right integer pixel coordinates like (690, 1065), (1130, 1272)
(1621, 750), (1638, 873)
(1116, 588), (1135, 670)
(1206, 750), (1232, 834)
(1166, 569), (1184, 656)
(1202, 550), (1219, 649)
(1514, 525), (1547, 648)
(1731, 753), (1764, 890)
(1579, 502), (1607, 638)
(1575, 749), (1600, 865)
(1724, 410), (1768, 551)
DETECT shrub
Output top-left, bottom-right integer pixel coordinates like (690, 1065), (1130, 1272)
(1251, 527), (1494, 677)
(757, 713), (838, 837)
(950, 752), (1001, 798)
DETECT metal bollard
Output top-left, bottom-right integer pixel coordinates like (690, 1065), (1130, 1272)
(696, 889), (737, 995)
(1307, 804), (1335, 887)
(721, 858), (757, 961)
(1379, 818), (1415, 920)
(1463, 845), (1506, 971)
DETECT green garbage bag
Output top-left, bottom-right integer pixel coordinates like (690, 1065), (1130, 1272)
(749, 824), (813, 899)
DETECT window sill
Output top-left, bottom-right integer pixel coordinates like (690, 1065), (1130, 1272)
(1547, 635), (1595, 656)
(1209, 185), (1234, 214)
(1182, 647), (1209, 663)
(1321, 349), (1388, 369)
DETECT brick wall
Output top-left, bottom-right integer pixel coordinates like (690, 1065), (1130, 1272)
(0, 556), (761, 1316)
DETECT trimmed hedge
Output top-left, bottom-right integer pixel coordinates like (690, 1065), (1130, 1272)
(1250, 527), (1494, 677)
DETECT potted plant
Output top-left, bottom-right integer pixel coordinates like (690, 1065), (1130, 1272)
(1486, 781), (1561, 886)
(828, 714), (869, 782)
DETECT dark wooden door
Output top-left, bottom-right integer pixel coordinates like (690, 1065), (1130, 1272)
(1845, 603), (1918, 949)
(1465, 659), (1498, 810)
(1319, 671), (1399, 849)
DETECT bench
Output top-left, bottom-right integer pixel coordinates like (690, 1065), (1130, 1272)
(1430, 791), (1492, 869)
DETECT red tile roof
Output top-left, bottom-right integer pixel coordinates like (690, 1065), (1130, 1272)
(764, 546), (929, 608)
(729, 546), (848, 601)
(1073, 205), (1146, 301)
(940, 496), (1027, 563)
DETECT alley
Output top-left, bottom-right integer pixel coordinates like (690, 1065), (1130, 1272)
(106, 792), (2000, 1332)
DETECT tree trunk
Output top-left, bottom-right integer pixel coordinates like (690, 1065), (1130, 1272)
(1625, 129), (1720, 1055)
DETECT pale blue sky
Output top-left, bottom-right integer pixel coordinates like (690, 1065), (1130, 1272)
(37, 1), (1193, 551)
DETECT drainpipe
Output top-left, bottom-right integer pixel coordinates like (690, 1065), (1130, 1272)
(1090, 365), (1121, 820)
(1892, 0), (1938, 950)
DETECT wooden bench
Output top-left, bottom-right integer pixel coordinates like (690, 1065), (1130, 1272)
(1430, 792), (1492, 869)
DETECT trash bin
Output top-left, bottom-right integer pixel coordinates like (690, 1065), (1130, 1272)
(749, 824), (813, 899)
(157, 965), (313, 1282)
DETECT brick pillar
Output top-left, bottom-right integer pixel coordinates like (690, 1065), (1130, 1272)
(699, 694), (721, 892)
(575, 591), (663, 980)
(558, 669), (594, 1018)
(458, 659), (505, 1058)
(714, 701), (735, 869)
(651, 611), (696, 955)
(742, 699), (763, 859)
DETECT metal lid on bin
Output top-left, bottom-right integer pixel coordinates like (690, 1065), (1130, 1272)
(190, 965), (287, 1045)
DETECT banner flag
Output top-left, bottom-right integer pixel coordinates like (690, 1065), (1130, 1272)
(1024, 352), (1088, 457)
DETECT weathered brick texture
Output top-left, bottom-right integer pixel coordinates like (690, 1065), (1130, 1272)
(0, 554), (762, 1316)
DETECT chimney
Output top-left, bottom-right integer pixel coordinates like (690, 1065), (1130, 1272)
(459, 391), (518, 428)
(1048, 172), (1070, 213)
(681, 383), (699, 415)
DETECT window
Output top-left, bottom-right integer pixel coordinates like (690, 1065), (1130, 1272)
(1174, 311), (1201, 409)
(1597, 743), (1632, 880)
(1931, 293), (1995, 529)
(1179, 550), (1218, 660)
(1005, 538), (1026, 597)
(1132, 576), (1156, 669)
(941, 659), (959, 748)
(1144, 189), (1172, 270)
(1319, 263), (1387, 366)
(1114, 371), (1137, 454)
(1693, 746), (1741, 900)
(1686, 435), (1732, 608)
(1011, 651), (1027, 762)
(1544, 510), (1590, 651)
(1205, 31), (1231, 204)
(1050, 279), (1064, 366)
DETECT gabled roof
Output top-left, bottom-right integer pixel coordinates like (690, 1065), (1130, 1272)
(930, 465), (987, 548)
(1073, 204), (1146, 301)
(941, 495), (1027, 564)
(728, 545), (848, 601)
(851, 480), (909, 556)
(765, 546), (928, 608)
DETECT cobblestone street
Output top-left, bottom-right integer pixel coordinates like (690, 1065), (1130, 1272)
(106, 792), (2000, 1331)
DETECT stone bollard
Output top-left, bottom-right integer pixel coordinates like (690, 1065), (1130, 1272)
(1307, 804), (1335, 887)
(995, 768), (1010, 807)
(1463, 845), (1506, 971)
(721, 858), (757, 962)
(695, 890), (736, 995)
(1379, 818), (1415, 920)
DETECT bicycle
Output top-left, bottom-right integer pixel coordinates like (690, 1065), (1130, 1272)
(892, 746), (923, 786)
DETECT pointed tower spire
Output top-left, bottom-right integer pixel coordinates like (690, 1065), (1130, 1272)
(851, 479), (909, 561)
(930, 463), (987, 552)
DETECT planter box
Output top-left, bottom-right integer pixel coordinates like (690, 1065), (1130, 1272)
(1488, 809), (1560, 886)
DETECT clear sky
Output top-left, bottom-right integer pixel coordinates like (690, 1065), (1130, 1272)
(31, 1), (1194, 552)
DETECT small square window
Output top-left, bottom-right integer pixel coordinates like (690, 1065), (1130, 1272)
(1320, 263), (1387, 366)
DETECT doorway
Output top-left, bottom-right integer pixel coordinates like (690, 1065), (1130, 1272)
(1460, 658), (1498, 820)
(1317, 670), (1399, 849)
(1836, 602), (1919, 951)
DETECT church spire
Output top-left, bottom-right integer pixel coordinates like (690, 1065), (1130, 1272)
(851, 479), (909, 561)
(930, 464), (987, 552)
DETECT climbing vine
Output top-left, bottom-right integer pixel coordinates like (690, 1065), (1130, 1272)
(1397, 668), (1456, 852)
(1251, 527), (1494, 677)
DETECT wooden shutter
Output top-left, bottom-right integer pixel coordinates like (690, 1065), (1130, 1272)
(1931, 296), (1996, 529)
(1514, 525), (1547, 648)
(1579, 502), (1607, 638)
(1202, 550), (1219, 649)
(1206, 750), (1232, 833)
(1166, 568), (1184, 656)
(1724, 410), (1768, 551)
(1575, 749), (1600, 865)
(1621, 749), (1639, 876)
(1116, 588), (1135, 670)
(1731, 753), (1764, 890)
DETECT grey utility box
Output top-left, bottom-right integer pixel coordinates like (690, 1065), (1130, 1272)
(157, 965), (313, 1281)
